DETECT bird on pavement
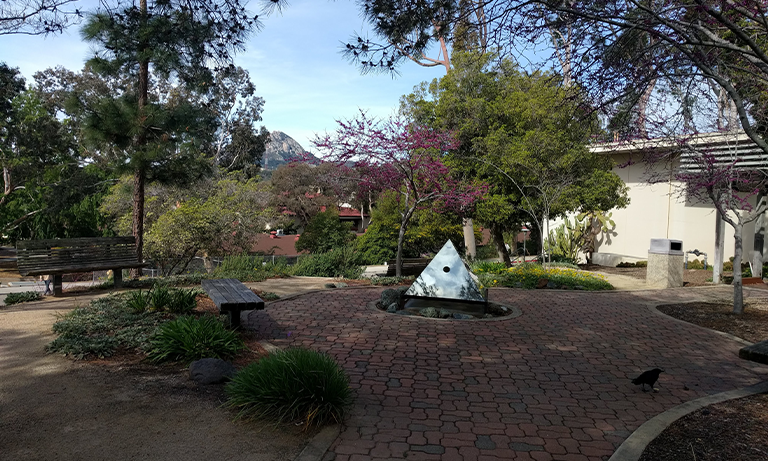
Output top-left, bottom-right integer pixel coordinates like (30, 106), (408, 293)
(631, 368), (664, 392)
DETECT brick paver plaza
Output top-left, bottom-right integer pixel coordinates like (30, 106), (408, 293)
(244, 286), (768, 460)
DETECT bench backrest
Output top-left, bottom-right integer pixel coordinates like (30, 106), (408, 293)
(16, 237), (142, 276)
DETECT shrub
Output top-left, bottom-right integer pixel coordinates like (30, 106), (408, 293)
(47, 294), (166, 359)
(474, 244), (499, 260)
(291, 247), (364, 279)
(470, 261), (508, 274)
(635, 261), (648, 267)
(225, 347), (352, 428)
(147, 315), (245, 364)
(477, 263), (613, 291)
(4, 291), (43, 305)
(213, 254), (292, 282)
(295, 210), (355, 254)
(687, 259), (704, 269)
(370, 276), (414, 286)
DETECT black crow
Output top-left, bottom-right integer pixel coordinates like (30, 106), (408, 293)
(632, 368), (664, 392)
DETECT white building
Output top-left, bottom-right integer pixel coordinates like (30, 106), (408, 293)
(589, 131), (768, 267)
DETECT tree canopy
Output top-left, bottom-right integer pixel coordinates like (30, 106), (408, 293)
(403, 52), (629, 263)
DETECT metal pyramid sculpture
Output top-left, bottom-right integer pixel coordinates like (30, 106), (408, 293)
(404, 240), (485, 302)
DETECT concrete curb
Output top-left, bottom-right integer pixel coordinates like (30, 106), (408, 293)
(608, 380), (768, 461)
(293, 424), (341, 461)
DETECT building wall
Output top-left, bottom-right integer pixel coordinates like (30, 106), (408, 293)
(592, 152), (764, 266)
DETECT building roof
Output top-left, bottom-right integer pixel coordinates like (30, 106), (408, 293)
(251, 233), (302, 256)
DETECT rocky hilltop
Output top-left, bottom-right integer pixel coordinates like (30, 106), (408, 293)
(263, 131), (318, 170)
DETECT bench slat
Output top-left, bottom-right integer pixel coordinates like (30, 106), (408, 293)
(16, 237), (137, 249)
(201, 279), (264, 328)
(15, 236), (144, 277)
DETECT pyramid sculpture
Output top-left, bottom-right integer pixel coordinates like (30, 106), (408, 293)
(404, 240), (485, 302)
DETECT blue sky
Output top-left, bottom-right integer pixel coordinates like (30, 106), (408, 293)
(0, 0), (446, 151)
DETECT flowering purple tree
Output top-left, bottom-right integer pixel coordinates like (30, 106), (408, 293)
(313, 112), (486, 276)
(674, 145), (768, 314)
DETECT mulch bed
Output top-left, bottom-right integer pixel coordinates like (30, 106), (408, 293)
(639, 392), (768, 461)
(639, 298), (768, 460)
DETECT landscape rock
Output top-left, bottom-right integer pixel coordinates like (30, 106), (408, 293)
(386, 303), (398, 313)
(189, 358), (236, 385)
(380, 288), (401, 307)
(536, 279), (549, 289)
(452, 313), (474, 320)
(335, 282), (349, 288)
(324, 283), (336, 289)
(546, 281), (558, 289)
(419, 307), (439, 318)
(439, 308), (453, 319)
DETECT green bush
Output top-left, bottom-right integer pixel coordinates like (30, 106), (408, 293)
(470, 261), (508, 274)
(291, 247), (364, 279)
(147, 315), (245, 364)
(4, 291), (43, 305)
(295, 210), (355, 254)
(47, 294), (167, 359)
(687, 259), (704, 269)
(213, 254), (292, 282)
(225, 347), (352, 428)
(477, 263), (613, 291)
(369, 276), (414, 286)
(474, 244), (499, 260)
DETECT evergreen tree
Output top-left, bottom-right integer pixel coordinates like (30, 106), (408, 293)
(79, 0), (280, 273)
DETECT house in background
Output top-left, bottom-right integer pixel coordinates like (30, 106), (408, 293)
(589, 131), (768, 267)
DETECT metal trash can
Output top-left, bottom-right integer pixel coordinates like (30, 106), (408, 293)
(647, 238), (684, 288)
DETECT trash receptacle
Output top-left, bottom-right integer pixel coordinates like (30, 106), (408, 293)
(647, 238), (684, 288)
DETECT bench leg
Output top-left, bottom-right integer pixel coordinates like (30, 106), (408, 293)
(225, 309), (242, 329)
(52, 275), (63, 297)
(112, 269), (123, 289)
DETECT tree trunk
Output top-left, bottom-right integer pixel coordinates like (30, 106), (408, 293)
(636, 78), (656, 138)
(733, 223), (745, 314)
(203, 251), (216, 274)
(713, 211), (725, 284)
(753, 193), (766, 279)
(131, 0), (149, 279)
(463, 218), (476, 259)
(396, 207), (417, 278)
(131, 167), (145, 277)
(396, 223), (407, 278)
(491, 225), (512, 266)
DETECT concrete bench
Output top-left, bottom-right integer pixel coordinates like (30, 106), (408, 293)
(201, 278), (264, 328)
(16, 237), (145, 296)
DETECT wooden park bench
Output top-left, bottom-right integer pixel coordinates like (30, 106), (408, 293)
(201, 278), (264, 328)
(385, 258), (432, 277)
(15, 237), (146, 297)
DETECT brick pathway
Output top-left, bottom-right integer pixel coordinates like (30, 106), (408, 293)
(243, 286), (768, 461)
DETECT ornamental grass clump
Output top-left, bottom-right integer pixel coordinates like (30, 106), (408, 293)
(148, 315), (245, 364)
(225, 347), (352, 428)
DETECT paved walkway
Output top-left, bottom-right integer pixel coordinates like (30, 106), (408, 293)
(243, 286), (768, 461)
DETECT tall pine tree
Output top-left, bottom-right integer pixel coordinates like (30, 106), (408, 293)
(80, 0), (280, 273)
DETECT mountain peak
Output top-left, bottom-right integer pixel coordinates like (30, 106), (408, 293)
(263, 131), (317, 170)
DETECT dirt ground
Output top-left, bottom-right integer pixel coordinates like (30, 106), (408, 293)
(0, 279), (336, 461)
